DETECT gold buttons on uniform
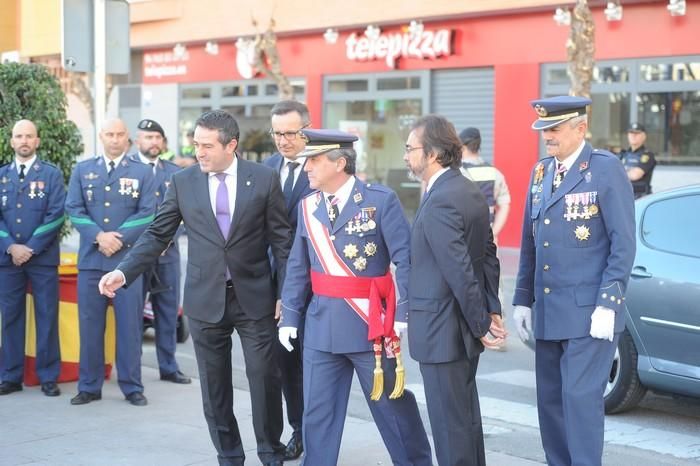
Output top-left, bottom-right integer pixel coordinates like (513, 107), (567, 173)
(544, 218), (550, 225)
(15, 233), (20, 238)
(329, 235), (335, 240)
(105, 202), (111, 207)
(16, 203), (21, 208)
(104, 218), (110, 223)
(16, 218), (21, 223)
(602, 293), (607, 298)
(544, 265), (550, 271)
(543, 241), (550, 247)
(544, 288), (551, 294)
(105, 186), (111, 191)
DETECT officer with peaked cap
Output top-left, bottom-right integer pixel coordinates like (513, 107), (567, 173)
(279, 129), (431, 466)
(129, 119), (191, 384)
(619, 122), (656, 198)
(512, 96), (635, 466)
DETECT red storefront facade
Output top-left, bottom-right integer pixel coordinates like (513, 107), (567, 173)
(136, 2), (700, 247)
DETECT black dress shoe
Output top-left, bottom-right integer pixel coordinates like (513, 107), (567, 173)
(284, 432), (303, 460)
(125, 391), (148, 406)
(70, 391), (101, 405)
(41, 382), (61, 397)
(0, 381), (22, 395)
(160, 370), (192, 384)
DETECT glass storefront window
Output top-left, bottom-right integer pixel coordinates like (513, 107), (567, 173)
(637, 91), (700, 162)
(178, 106), (211, 152)
(181, 88), (211, 99)
(328, 79), (369, 92)
(377, 76), (421, 90)
(588, 93), (630, 153)
(592, 65), (629, 84)
(325, 98), (423, 216)
(640, 62), (700, 82)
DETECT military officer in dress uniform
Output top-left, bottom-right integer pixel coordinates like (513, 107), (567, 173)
(65, 118), (156, 406)
(0, 120), (65, 397)
(129, 119), (190, 384)
(512, 96), (636, 466)
(619, 123), (656, 199)
(279, 129), (432, 466)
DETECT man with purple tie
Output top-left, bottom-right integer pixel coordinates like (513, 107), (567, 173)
(98, 110), (292, 466)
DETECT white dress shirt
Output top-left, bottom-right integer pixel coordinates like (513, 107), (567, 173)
(15, 155), (37, 175)
(103, 153), (126, 171)
(426, 167), (449, 193)
(324, 175), (356, 215)
(557, 140), (586, 172)
(279, 156), (306, 188)
(208, 157), (238, 223)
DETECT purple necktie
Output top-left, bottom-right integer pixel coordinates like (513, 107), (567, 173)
(215, 173), (230, 239)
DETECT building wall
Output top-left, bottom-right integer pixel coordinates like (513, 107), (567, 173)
(19, 0), (60, 57)
(0, 0), (19, 52)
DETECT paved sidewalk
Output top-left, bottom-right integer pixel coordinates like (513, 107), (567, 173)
(0, 366), (540, 465)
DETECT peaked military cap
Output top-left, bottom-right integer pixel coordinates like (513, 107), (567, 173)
(299, 129), (358, 158)
(137, 118), (165, 137)
(530, 96), (592, 130)
(628, 122), (646, 133)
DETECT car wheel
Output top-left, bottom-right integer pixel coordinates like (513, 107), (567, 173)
(176, 315), (190, 343)
(604, 330), (647, 414)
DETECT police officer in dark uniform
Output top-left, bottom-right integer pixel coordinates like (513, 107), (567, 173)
(0, 119), (65, 397)
(513, 96), (635, 466)
(65, 118), (156, 406)
(619, 123), (656, 199)
(130, 119), (190, 384)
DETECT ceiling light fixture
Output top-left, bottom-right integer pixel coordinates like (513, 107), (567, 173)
(667, 0), (686, 16)
(604, 1), (623, 21)
(553, 7), (571, 26)
(323, 28), (339, 44)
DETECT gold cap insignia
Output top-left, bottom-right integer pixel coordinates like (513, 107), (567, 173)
(535, 104), (548, 117)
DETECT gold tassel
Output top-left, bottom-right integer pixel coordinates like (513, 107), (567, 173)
(369, 352), (384, 401)
(389, 350), (405, 399)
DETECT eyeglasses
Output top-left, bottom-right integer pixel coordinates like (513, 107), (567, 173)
(269, 124), (309, 141)
(404, 145), (424, 153)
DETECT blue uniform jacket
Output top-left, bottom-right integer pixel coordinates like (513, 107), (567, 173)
(281, 179), (411, 354)
(65, 156), (156, 272)
(513, 143), (636, 340)
(0, 159), (66, 267)
(127, 154), (182, 265)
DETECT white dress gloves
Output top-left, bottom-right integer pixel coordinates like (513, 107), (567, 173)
(393, 321), (407, 337)
(589, 306), (615, 342)
(278, 327), (298, 352)
(512, 305), (532, 342)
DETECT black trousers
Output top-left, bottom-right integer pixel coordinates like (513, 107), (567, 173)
(420, 356), (485, 466)
(189, 287), (284, 466)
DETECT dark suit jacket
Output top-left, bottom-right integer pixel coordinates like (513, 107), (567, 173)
(118, 157), (292, 323)
(262, 153), (312, 232)
(408, 168), (500, 363)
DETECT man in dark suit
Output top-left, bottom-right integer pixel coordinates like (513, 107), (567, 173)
(513, 96), (635, 466)
(404, 114), (506, 466)
(98, 110), (292, 466)
(129, 119), (190, 384)
(262, 100), (314, 460)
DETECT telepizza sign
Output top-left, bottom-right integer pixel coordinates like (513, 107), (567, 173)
(345, 28), (452, 68)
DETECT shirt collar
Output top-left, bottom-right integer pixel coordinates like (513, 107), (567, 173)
(138, 152), (158, 166)
(283, 155), (306, 166)
(208, 156), (238, 178)
(557, 140), (585, 172)
(324, 175), (355, 208)
(15, 155), (37, 173)
(104, 153), (126, 168)
(426, 167), (450, 193)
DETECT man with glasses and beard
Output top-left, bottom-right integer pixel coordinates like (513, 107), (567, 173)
(129, 119), (190, 385)
(262, 100), (314, 460)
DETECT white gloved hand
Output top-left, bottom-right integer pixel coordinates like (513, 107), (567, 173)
(512, 305), (532, 342)
(590, 306), (615, 342)
(393, 321), (408, 337)
(278, 327), (298, 352)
